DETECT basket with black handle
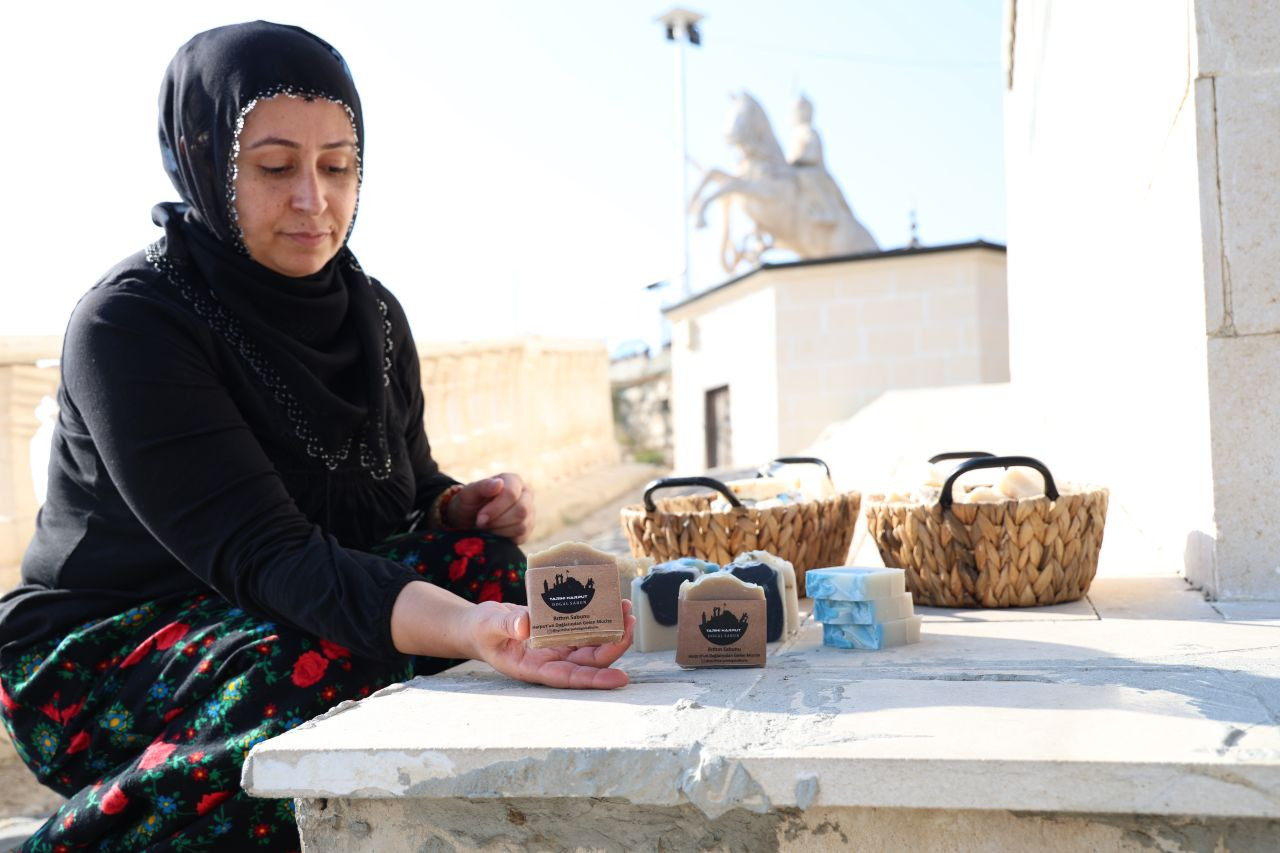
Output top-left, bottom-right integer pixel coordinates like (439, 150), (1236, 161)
(619, 457), (860, 596)
(864, 454), (1108, 607)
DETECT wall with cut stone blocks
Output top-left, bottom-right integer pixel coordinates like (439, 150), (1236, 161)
(0, 337), (619, 587)
(666, 246), (1007, 473)
(0, 339), (61, 590)
(773, 247), (1007, 455)
(1004, 0), (1280, 597)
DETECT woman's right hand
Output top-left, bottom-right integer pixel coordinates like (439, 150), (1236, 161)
(465, 600), (635, 690)
(390, 581), (634, 690)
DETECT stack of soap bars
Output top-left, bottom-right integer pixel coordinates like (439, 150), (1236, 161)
(804, 567), (922, 649)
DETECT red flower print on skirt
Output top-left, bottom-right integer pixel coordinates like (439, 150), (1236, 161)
(454, 537), (485, 559)
(40, 695), (84, 726)
(66, 730), (90, 755)
(0, 682), (17, 713)
(478, 581), (503, 603)
(138, 740), (176, 771)
(290, 651), (329, 688)
(99, 783), (128, 815)
(448, 557), (469, 582)
(153, 622), (190, 650)
(319, 639), (351, 660)
(119, 621), (189, 668)
(196, 790), (231, 816)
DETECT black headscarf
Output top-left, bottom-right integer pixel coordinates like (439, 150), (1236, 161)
(154, 21), (390, 478)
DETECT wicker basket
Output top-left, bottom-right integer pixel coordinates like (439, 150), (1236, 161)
(865, 455), (1108, 608)
(620, 460), (860, 597)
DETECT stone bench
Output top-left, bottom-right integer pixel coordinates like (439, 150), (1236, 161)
(243, 576), (1280, 851)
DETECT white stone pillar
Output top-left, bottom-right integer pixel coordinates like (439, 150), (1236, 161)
(1004, 0), (1280, 599)
(1192, 2), (1280, 598)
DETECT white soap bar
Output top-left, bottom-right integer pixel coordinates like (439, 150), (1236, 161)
(959, 485), (1005, 503)
(813, 593), (913, 625)
(680, 572), (766, 600)
(805, 567), (906, 601)
(616, 555), (655, 600)
(631, 565), (702, 652)
(630, 558), (715, 652)
(996, 466), (1045, 500)
(729, 550), (800, 638)
(822, 615), (923, 649)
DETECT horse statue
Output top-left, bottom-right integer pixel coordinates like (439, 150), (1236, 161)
(688, 92), (878, 272)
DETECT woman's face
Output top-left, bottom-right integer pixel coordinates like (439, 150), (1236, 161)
(233, 96), (359, 277)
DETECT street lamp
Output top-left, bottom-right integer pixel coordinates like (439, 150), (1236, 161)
(656, 7), (703, 300)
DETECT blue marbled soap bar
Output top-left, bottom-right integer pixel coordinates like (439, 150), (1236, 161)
(822, 616), (922, 649)
(813, 593), (913, 625)
(805, 567), (905, 601)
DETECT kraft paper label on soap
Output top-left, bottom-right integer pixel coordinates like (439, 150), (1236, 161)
(676, 598), (766, 668)
(525, 563), (623, 640)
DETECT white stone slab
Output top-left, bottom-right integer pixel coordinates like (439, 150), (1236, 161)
(1087, 575), (1223, 621)
(916, 597), (1097, 623)
(244, 579), (1280, 820)
(1211, 600), (1280, 622)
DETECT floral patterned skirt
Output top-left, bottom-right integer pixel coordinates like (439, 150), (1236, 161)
(0, 530), (526, 852)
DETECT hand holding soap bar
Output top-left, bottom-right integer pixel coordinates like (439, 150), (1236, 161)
(526, 542), (625, 650)
(676, 572), (766, 668)
(805, 567), (906, 601)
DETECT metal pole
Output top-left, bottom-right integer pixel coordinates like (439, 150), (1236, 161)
(676, 33), (691, 299)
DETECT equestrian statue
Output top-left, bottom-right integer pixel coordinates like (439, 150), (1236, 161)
(689, 92), (878, 272)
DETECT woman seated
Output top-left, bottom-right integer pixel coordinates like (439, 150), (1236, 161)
(0, 21), (632, 852)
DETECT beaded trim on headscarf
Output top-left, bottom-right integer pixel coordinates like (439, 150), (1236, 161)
(144, 242), (394, 480)
(225, 86), (363, 255)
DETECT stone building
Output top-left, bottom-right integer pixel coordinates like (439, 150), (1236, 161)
(664, 242), (1008, 473)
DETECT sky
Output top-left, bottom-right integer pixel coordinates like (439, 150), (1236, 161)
(0, 1), (1006, 354)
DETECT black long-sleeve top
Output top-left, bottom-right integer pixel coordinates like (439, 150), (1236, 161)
(0, 244), (457, 664)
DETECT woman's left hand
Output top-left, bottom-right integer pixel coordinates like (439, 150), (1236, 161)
(446, 472), (535, 543)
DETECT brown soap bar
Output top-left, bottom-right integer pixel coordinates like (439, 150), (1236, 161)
(676, 573), (766, 668)
(526, 543), (625, 649)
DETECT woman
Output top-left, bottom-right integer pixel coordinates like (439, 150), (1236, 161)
(0, 21), (632, 852)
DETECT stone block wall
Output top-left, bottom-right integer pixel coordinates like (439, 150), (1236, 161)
(773, 247), (1008, 454)
(0, 336), (620, 585)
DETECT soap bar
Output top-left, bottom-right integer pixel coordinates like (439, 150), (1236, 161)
(805, 567), (906, 601)
(727, 550), (800, 640)
(632, 562), (704, 652)
(616, 555), (656, 600)
(959, 485), (1005, 503)
(525, 542), (625, 649)
(996, 466), (1045, 500)
(813, 593), (914, 625)
(528, 542), (617, 569)
(676, 572), (766, 668)
(822, 615), (922, 650)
